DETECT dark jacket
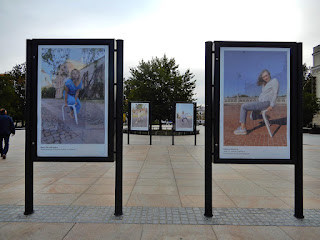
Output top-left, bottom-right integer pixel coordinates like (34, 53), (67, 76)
(0, 114), (15, 136)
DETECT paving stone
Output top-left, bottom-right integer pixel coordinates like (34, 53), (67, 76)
(17, 206), (309, 226)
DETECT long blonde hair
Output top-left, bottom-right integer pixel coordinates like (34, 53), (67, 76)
(257, 69), (270, 86)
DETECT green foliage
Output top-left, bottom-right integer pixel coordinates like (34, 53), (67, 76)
(41, 48), (70, 75)
(303, 92), (320, 126)
(41, 48), (105, 75)
(302, 64), (320, 126)
(41, 87), (56, 98)
(0, 74), (17, 115)
(124, 55), (196, 125)
(0, 63), (26, 122)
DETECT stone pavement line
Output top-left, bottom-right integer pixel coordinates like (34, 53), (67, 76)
(1, 205), (320, 226)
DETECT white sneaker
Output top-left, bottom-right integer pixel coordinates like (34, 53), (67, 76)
(234, 127), (247, 135)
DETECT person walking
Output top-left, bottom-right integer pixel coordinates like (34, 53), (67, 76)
(0, 109), (15, 159)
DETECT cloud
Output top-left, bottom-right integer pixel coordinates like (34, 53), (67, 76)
(0, 0), (319, 105)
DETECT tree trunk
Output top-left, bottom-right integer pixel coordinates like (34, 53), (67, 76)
(159, 120), (162, 131)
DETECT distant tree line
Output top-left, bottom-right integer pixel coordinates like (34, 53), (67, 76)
(1, 61), (319, 128)
(0, 63), (26, 126)
(124, 55), (196, 130)
(42, 86), (56, 98)
(302, 64), (320, 127)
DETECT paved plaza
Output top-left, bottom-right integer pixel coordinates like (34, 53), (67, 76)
(0, 126), (320, 239)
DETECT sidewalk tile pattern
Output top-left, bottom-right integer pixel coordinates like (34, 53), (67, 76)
(1, 205), (320, 227)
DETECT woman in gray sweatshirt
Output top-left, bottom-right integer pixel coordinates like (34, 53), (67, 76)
(234, 69), (279, 135)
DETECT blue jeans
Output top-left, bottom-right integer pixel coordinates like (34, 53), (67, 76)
(0, 135), (10, 156)
(240, 101), (270, 124)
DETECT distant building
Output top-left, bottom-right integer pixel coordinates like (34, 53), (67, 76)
(311, 45), (320, 125)
(197, 105), (205, 118)
(197, 105), (205, 124)
(41, 69), (52, 88)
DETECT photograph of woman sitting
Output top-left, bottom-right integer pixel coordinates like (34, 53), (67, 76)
(63, 69), (83, 118)
(234, 69), (279, 135)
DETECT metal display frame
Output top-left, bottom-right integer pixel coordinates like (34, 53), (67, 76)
(204, 41), (303, 218)
(172, 102), (197, 145)
(127, 101), (152, 145)
(25, 39), (124, 216)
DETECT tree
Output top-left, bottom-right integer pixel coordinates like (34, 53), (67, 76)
(41, 48), (105, 75)
(0, 63), (26, 124)
(124, 55), (196, 130)
(302, 64), (320, 127)
(0, 74), (17, 115)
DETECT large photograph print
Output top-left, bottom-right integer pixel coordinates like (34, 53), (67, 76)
(130, 102), (149, 131)
(220, 47), (290, 159)
(175, 103), (194, 131)
(37, 45), (109, 157)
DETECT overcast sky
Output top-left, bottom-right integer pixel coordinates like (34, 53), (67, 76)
(1, 0), (319, 104)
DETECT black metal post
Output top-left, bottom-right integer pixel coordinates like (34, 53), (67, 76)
(24, 40), (34, 215)
(294, 42), (304, 219)
(194, 102), (197, 146)
(172, 125), (174, 145)
(204, 41), (213, 217)
(149, 103), (152, 145)
(127, 102), (130, 145)
(172, 103), (175, 145)
(115, 39), (123, 216)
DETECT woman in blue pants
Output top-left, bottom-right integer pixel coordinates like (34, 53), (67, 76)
(234, 69), (279, 135)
